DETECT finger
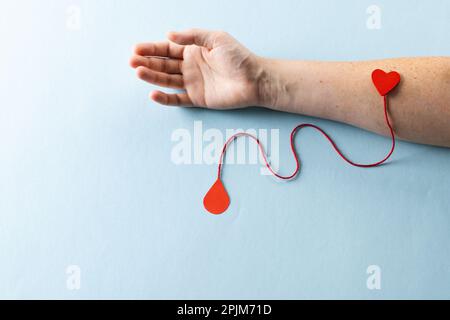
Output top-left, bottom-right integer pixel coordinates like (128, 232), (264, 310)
(136, 66), (184, 89)
(130, 55), (182, 74)
(150, 90), (193, 107)
(167, 29), (216, 49)
(134, 41), (184, 59)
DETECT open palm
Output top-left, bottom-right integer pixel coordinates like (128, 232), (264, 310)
(130, 29), (262, 108)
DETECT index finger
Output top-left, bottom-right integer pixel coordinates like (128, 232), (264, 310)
(134, 41), (184, 59)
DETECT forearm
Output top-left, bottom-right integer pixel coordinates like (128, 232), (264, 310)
(256, 57), (450, 147)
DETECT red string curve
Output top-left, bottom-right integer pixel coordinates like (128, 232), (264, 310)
(217, 95), (395, 181)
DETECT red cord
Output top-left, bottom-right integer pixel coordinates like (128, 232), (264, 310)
(217, 95), (395, 180)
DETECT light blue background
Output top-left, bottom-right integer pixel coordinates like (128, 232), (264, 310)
(0, 0), (449, 299)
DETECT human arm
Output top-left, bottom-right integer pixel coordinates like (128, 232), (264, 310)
(130, 29), (450, 147)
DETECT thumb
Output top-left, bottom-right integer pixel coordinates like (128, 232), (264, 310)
(168, 28), (216, 49)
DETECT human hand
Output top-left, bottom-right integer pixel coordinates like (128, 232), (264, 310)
(130, 29), (265, 109)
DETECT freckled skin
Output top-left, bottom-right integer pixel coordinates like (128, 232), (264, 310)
(131, 29), (450, 148)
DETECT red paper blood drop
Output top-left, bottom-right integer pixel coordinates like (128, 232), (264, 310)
(372, 69), (401, 96)
(203, 179), (230, 215)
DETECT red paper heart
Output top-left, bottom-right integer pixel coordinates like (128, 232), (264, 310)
(372, 69), (401, 96)
(203, 178), (230, 215)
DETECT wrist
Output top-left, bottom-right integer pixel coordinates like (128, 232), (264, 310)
(255, 57), (287, 109)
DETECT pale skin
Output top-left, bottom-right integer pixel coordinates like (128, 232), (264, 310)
(130, 29), (450, 147)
